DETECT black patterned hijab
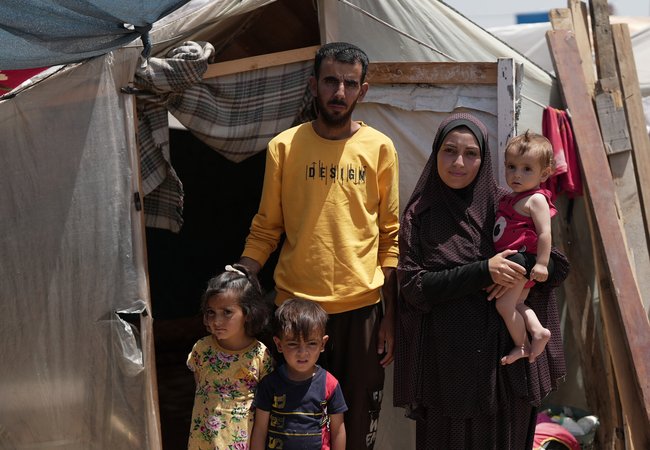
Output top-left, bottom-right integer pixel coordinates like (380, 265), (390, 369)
(400, 112), (504, 272)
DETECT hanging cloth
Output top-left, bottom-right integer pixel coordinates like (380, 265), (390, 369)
(541, 107), (583, 200)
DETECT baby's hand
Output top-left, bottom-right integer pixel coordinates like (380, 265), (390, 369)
(530, 263), (548, 283)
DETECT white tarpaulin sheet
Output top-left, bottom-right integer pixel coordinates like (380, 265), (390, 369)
(0, 47), (160, 449)
(322, 0), (559, 135)
(490, 16), (650, 95)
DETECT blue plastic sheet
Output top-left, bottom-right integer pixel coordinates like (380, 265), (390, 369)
(0, 0), (190, 69)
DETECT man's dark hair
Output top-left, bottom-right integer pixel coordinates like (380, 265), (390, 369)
(313, 42), (369, 83)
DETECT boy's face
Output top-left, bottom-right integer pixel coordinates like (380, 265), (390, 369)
(273, 332), (328, 381)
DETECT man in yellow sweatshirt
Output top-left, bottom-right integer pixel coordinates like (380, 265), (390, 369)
(239, 42), (399, 450)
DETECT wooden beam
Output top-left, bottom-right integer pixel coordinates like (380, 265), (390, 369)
(203, 48), (497, 87)
(553, 195), (624, 449)
(547, 29), (650, 448)
(549, 8), (573, 31)
(612, 23), (650, 301)
(590, 0), (616, 79)
(589, 0), (631, 154)
(568, 0), (596, 96)
(580, 194), (626, 450)
(496, 58), (515, 186)
(203, 46), (319, 79)
(366, 62), (497, 85)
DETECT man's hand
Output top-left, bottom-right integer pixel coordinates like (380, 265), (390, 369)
(237, 256), (262, 277)
(378, 266), (397, 367)
(377, 315), (394, 367)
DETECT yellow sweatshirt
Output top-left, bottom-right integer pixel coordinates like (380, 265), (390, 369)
(242, 122), (399, 314)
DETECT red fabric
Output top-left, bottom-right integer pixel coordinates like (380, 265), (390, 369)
(533, 422), (580, 450)
(494, 188), (558, 255)
(541, 107), (583, 200)
(322, 370), (339, 449)
(0, 68), (48, 92)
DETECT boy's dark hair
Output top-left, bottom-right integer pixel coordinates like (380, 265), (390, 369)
(200, 264), (268, 336)
(274, 298), (328, 340)
(313, 42), (369, 83)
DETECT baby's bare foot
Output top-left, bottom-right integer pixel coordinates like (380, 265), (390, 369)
(500, 345), (529, 365)
(528, 328), (551, 362)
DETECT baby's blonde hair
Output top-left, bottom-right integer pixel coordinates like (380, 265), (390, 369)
(505, 130), (554, 172)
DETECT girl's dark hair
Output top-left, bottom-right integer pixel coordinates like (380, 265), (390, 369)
(274, 298), (328, 340)
(505, 130), (555, 172)
(200, 264), (268, 337)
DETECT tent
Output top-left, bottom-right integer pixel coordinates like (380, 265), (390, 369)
(0, 1), (564, 448)
(490, 16), (650, 131)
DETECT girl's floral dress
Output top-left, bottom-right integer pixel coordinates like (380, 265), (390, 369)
(187, 336), (273, 450)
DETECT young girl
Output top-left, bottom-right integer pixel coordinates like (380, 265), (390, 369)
(187, 264), (274, 450)
(492, 131), (557, 365)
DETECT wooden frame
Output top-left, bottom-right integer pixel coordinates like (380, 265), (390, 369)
(203, 47), (516, 174)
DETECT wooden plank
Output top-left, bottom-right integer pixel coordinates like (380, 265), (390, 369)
(590, 0), (616, 79)
(547, 29), (650, 448)
(581, 194), (626, 450)
(551, 196), (623, 448)
(589, 0), (632, 154)
(496, 58), (515, 186)
(568, 0), (596, 96)
(203, 48), (497, 87)
(549, 8), (572, 31)
(203, 46), (319, 79)
(613, 22), (650, 312)
(594, 82), (632, 154)
(366, 62), (497, 85)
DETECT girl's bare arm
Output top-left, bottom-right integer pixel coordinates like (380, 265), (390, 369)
(250, 409), (270, 450)
(528, 193), (552, 281)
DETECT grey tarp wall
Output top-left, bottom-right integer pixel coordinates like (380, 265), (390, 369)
(0, 47), (161, 449)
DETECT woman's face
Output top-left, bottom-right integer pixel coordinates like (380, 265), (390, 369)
(436, 127), (482, 189)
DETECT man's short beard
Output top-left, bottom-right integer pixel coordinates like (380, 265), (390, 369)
(314, 96), (357, 127)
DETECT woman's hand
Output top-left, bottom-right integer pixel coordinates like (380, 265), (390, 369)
(488, 249), (526, 287)
(485, 283), (510, 300)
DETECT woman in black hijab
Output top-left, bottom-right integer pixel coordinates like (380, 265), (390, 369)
(394, 112), (568, 449)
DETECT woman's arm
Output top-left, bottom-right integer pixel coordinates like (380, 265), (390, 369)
(250, 409), (270, 450)
(329, 413), (346, 450)
(400, 249), (526, 310)
(421, 260), (492, 299)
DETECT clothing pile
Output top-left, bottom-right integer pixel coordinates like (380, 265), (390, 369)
(534, 406), (599, 450)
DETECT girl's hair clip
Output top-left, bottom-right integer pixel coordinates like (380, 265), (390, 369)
(225, 264), (246, 277)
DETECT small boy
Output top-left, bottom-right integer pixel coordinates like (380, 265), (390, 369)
(250, 298), (347, 450)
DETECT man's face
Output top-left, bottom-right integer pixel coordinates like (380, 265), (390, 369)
(310, 57), (368, 127)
